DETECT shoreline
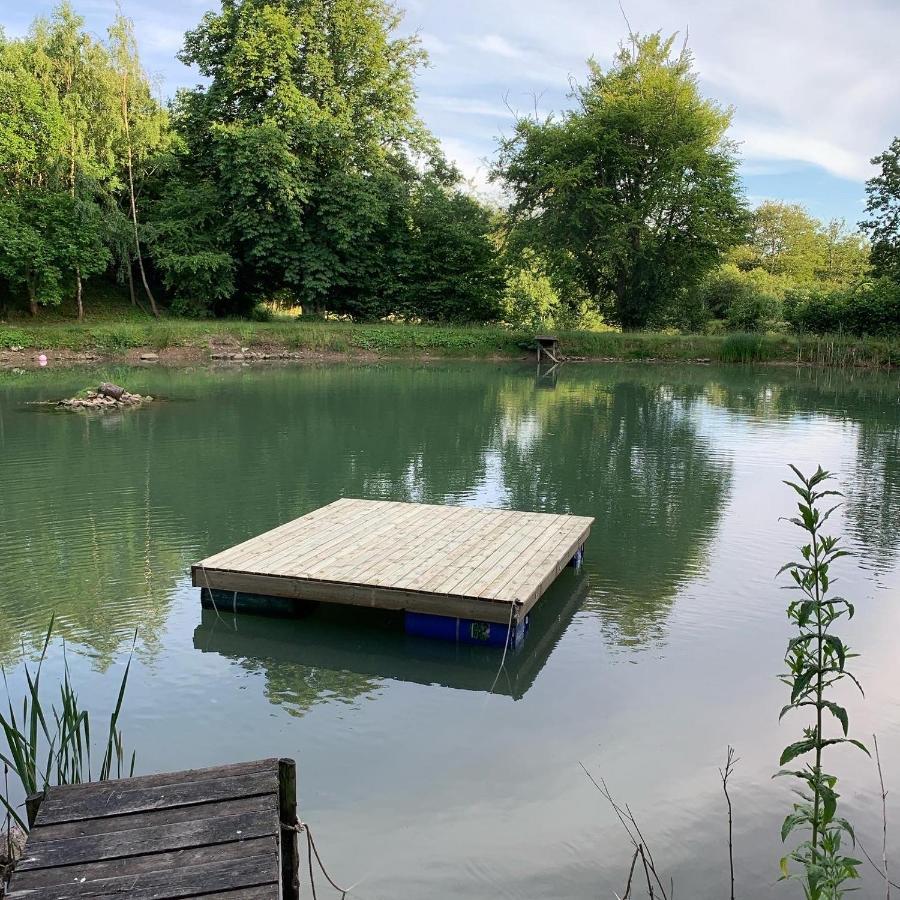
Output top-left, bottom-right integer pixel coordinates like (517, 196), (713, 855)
(1, 320), (898, 370)
(1, 344), (897, 372)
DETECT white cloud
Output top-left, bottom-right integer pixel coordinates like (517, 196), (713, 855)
(471, 34), (526, 59)
(733, 126), (876, 183)
(401, 0), (900, 220)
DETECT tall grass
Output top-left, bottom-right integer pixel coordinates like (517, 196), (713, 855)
(0, 617), (136, 830)
(1, 315), (898, 367)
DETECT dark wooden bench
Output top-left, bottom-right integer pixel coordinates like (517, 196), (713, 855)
(6, 758), (298, 899)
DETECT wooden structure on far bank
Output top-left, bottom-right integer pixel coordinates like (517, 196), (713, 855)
(535, 335), (561, 364)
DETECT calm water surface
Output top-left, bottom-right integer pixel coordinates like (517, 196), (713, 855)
(1, 361), (898, 898)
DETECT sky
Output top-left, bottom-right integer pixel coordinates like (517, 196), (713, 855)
(4, 0), (899, 225)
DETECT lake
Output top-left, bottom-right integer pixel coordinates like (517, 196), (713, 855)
(1, 360), (898, 898)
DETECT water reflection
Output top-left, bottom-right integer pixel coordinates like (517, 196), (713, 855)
(192, 571), (587, 707)
(0, 362), (897, 667)
(2, 362), (900, 900)
(500, 371), (733, 646)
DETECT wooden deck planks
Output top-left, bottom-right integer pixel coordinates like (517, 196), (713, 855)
(6, 758), (299, 900)
(193, 499), (593, 625)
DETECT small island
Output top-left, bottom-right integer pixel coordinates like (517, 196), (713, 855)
(57, 382), (154, 410)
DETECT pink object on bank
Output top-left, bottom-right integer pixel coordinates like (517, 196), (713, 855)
(38, 354), (47, 367)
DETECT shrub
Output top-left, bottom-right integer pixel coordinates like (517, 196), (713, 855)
(696, 264), (786, 331)
(249, 302), (274, 322)
(785, 278), (900, 336)
(168, 295), (214, 319)
(725, 288), (781, 332)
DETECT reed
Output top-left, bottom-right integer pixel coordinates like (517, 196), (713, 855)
(0, 617), (136, 831)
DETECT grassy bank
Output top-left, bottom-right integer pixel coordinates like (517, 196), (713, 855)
(1, 312), (898, 367)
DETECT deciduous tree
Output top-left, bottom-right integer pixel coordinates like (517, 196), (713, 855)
(494, 33), (746, 329)
(861, 136), (900, 282)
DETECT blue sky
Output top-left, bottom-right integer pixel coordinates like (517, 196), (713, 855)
(4, 0), (898, 225)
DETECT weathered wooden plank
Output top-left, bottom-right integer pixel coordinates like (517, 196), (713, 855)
(411, 510), (523, 593)
(32, 759), (275, 811)
(8, 835), (276, 890)
(30, 795), (271, 843)
(192, 889), (278, 900)
(9, 853), (279, 899)
(18, 805), (277, 871)
(474, 517), (579, 599)
(35, 770), (278, 825)
(451, 514), (550, 598)
(345, 504), (468, 587)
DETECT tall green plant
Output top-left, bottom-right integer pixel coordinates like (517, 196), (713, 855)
(0, 617), (136, 830)
(777, 465), (867, 899)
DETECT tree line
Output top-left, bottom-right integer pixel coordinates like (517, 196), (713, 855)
(1, 1), (898, 335)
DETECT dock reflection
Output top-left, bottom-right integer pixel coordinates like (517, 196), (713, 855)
(192, 570), (587, 707)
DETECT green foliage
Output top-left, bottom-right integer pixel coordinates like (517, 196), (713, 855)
(151, 0), (499, 321)
(494, 32), (746, 329)
(0, 188), (109, 311)
(777, 466), (865, 900)
(249, 302), (274, 322)
(692, 203), (877, 335)
(501, 255), (561, 329)
(148, 176), (235, 313)
(397, 177), (504, 322)
(0, 4), (885, 330)
(0, 5), (167, 317)
(696, 264), (786, 331)
(731, 202), (869, 288)
(784, 278), (900, 337)
(0, 617), (135, 831)
(861, 136), (900, 282)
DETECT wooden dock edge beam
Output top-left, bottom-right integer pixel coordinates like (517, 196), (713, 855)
(193, 566), (521, 625)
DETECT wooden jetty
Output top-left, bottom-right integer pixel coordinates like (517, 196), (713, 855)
(6, 758), (299, 899)
(193, 499), (593, 642)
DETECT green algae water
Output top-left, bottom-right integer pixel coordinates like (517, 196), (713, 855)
(1, 361), (898, 898)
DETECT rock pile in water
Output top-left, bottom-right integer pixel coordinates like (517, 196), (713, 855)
(58, 382), (154, 410)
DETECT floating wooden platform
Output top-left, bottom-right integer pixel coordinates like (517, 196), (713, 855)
(7, 758), (298, 899)
(193, 499), (593, 627)
(194, 569), (588, 701)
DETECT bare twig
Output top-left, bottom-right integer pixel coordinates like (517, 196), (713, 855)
(579, 763), (670, 899)
(719, 746), (738, 900)
(639, 845), (655, 898)
(857, 840), (900, 891)
(617, 846), (639, 899)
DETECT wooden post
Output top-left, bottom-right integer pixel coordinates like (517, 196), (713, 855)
(279, 758), (300, 900)
(25, 791), (44, 829)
